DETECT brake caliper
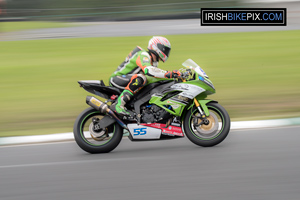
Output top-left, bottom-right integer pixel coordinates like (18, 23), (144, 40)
(193, 114), (209, 129)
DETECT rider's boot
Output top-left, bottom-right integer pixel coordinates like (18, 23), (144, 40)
(110, 90), (133, 116)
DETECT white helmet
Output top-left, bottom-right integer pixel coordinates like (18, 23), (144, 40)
(147, 36), (171, 62)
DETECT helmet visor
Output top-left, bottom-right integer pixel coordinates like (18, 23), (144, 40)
(157, 43), (171, 58)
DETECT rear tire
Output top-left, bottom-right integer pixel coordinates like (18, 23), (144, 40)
(73, 107), (123, 153)
(184, 102), (230, 147)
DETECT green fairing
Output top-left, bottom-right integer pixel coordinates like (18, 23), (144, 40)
(181, 79), (216, 95)
(149, 95), (186, 116)
(146, 71), (217, 117)
(188, 99), (218, 116)
(195, 92), (208, 100)
(199, 100), (215, 116)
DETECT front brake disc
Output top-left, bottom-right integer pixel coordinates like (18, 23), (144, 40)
(192, 112), (219, 137)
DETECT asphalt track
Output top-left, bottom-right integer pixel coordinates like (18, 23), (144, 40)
(1, 126), (300, 200)
(2, 17), (300, 41)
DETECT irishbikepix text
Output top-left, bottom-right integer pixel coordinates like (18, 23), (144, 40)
(201, 8), (286, 26)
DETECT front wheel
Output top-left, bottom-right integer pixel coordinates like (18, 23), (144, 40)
(73, 107), (123, 153)
(184, 102), (230, 147)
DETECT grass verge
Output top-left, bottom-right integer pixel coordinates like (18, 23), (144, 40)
(0, 30), (300, 136)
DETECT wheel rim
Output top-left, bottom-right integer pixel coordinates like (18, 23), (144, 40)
(189, 106), (224, 140)
(89, 123), (110, 141)
(80, 112), (115, 146)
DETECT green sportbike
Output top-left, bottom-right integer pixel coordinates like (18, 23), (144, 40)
(73, 59), (231, 153)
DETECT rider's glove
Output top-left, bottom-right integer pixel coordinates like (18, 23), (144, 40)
(164, 70), (182, 79)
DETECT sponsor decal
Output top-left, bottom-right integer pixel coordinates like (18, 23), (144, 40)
(143, 57), (150, 63)
(181, 92), (194, 99)
(91, 98), (101, 107)
(166, 100), (181, 109)
(171, 84), (189, 90)
(171, 83), (205, 99)
(171, 104), (180, 109)
(141, 123), (184, 137)
(177, 95), (190, 102)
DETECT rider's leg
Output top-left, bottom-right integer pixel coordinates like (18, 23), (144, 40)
(109, 75), (132, 89)
(111, 74), (147, 116)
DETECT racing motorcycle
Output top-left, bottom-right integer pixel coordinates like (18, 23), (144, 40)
(73, 59), (230, 153)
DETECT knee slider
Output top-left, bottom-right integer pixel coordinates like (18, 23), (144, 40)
(128, 76), (146, 93)
(136, 74), (147, 86)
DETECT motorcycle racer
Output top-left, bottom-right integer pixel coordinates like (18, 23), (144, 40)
(109, 36), (182, 116)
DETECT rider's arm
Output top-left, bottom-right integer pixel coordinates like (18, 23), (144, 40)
(136, 53), (181, 79)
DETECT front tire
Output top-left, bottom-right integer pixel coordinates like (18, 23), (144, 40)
(184, 102), (230, 147)
(73, 107), (123, 153)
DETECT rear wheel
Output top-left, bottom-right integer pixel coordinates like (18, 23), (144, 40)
(184, 102), (230, 147)
(73, 107), (122, 153)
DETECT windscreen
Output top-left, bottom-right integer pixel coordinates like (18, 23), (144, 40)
(182, 59), (209, 78)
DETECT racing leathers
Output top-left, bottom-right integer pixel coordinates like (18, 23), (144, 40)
(109, 46), (181, 116)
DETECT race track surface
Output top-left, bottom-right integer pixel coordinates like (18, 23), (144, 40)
(2, 18), (300, 41)
(1, 126), (300, 200)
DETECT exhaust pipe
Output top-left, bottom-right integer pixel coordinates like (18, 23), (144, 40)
(86, 96), (128, 130)
(86, 96), (109, 114)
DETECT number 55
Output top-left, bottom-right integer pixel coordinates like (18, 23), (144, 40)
(133, 128), (147, 136)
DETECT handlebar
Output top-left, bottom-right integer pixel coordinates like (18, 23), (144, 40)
(181, 69), (192, 79)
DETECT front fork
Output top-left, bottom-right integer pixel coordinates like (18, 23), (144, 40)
(193, 98), (210, 127)
(194, 98), (205, 116)
(181, 78), (209, 127)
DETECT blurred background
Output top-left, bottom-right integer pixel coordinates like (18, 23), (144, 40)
(1, 0), (235, 21)
(0, 0), (299, 137)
